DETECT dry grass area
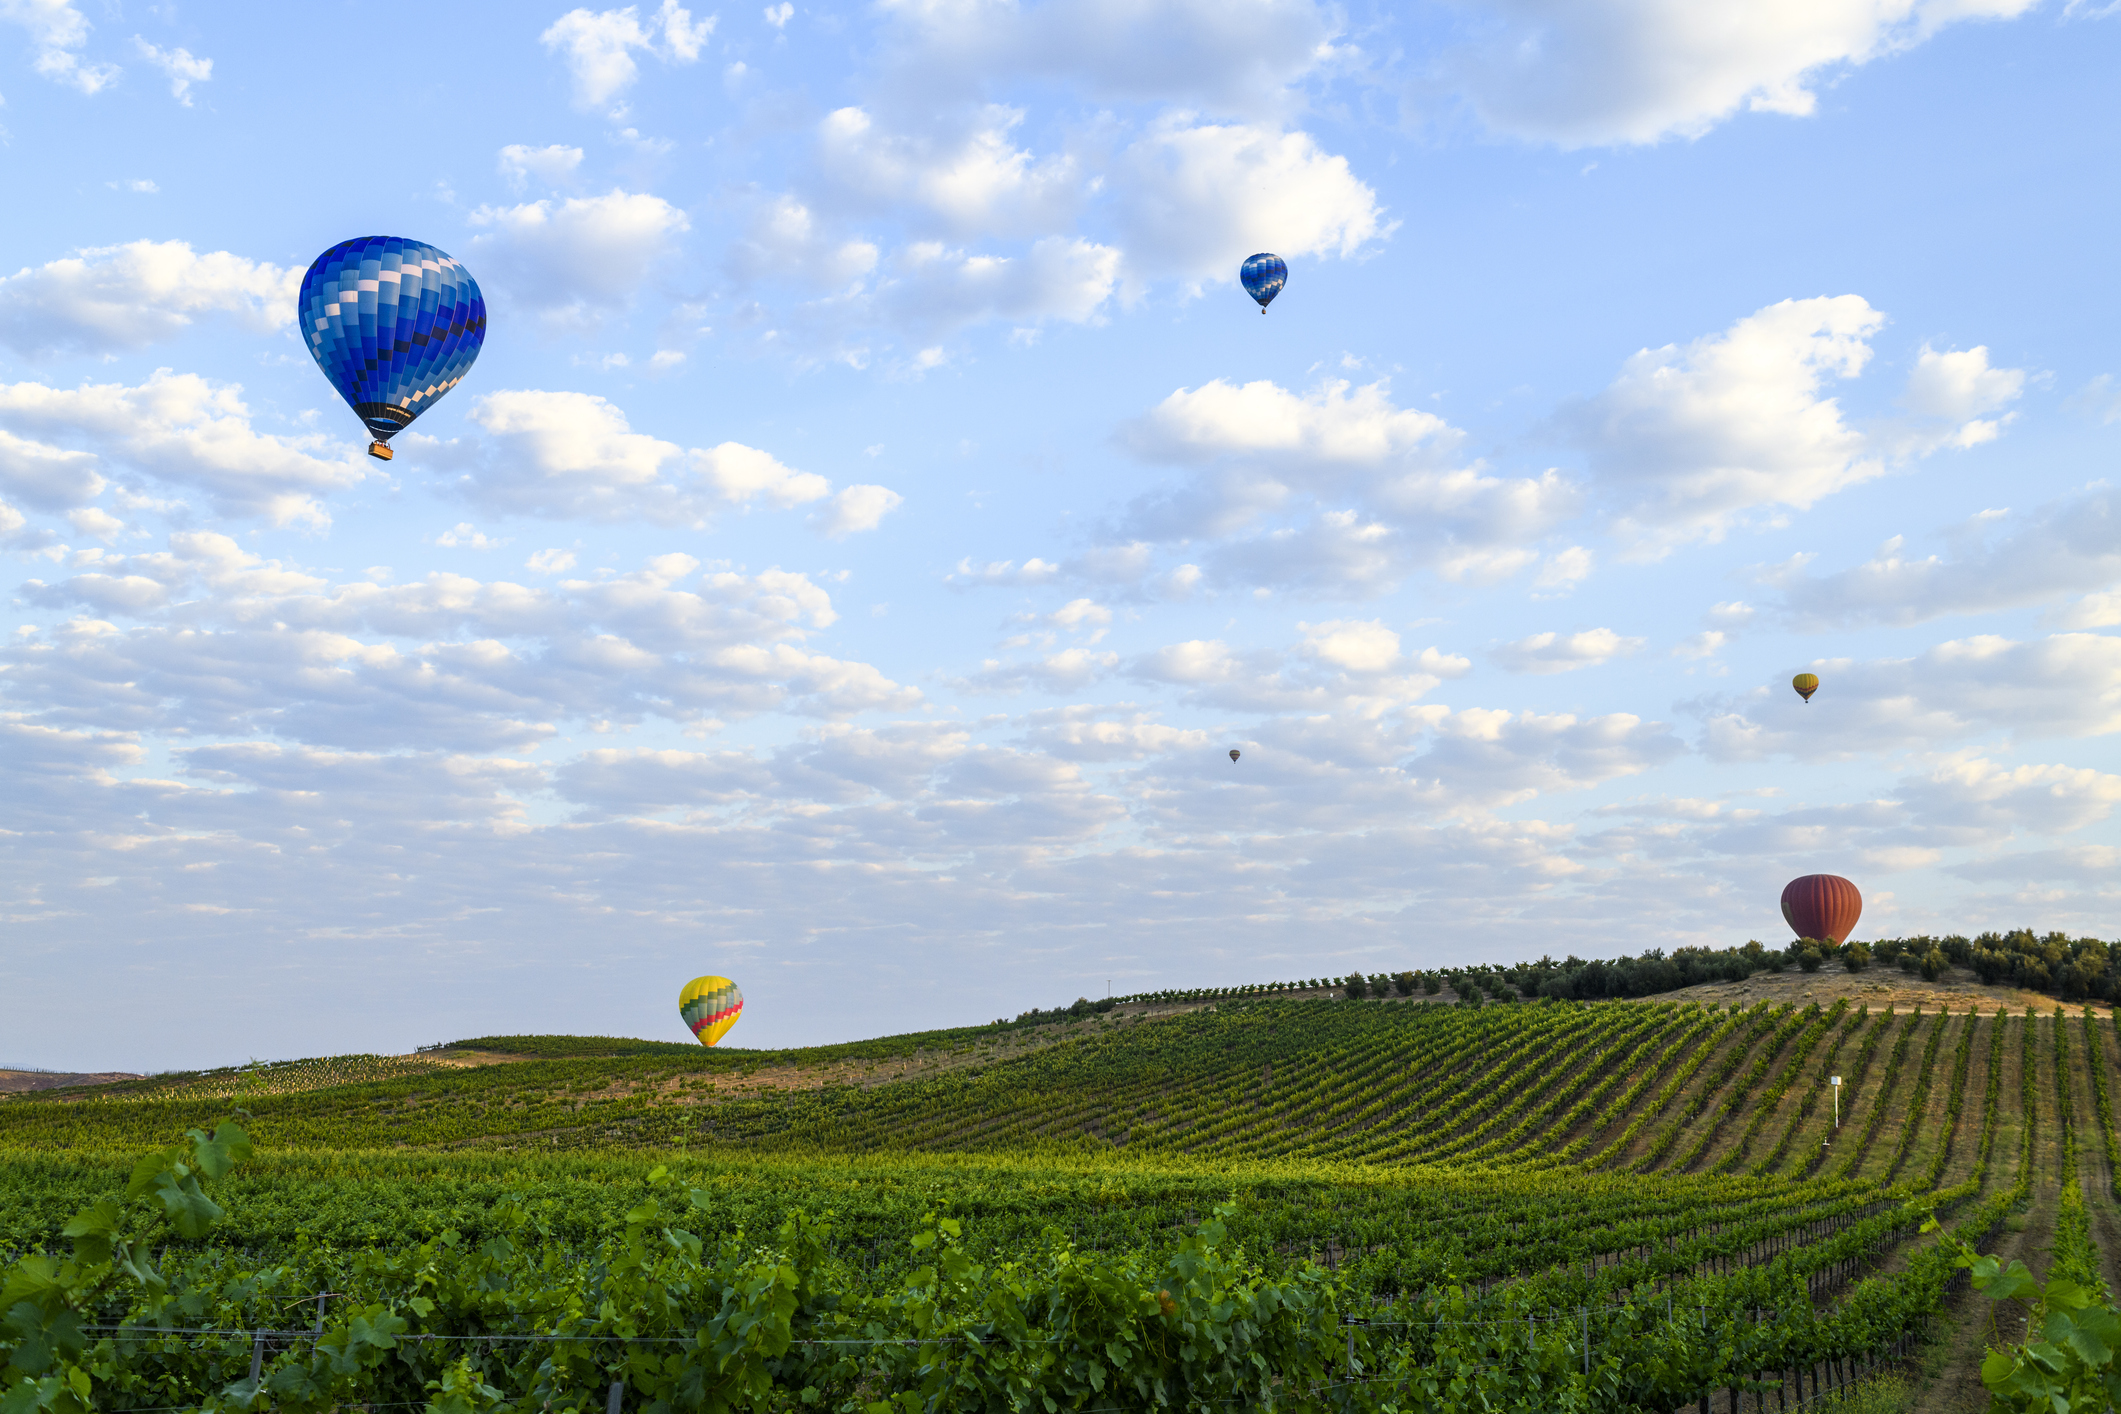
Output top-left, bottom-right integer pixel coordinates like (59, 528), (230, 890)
(0, 1069), (142, 1093)
(417, 1019), (1127, 1097)
(1662, 962), (2094, 1015)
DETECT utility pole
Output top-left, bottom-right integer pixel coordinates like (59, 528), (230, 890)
(1830, 1075), (1841, 1128)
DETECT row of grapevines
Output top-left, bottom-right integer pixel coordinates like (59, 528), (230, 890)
(2048, 1006), (2104, 1295)
(1584, 1005), (1755, 1169)
(1881, 1005), (1956, 1183)
(1832, 1007), (1928, 1180)
(2089, 1008), (2121, 1202)
(1519, 1008), (1718, 1170)
(1711, 1001), (1850, 1175)
(1751, 1003), (1864, 1178)
(1411, 1004), (1678, 1165)
(1630, 1003), (1780, 1172)
(1667, 1004), (1816, 1174)
(1916, 1004), (1978, 1189)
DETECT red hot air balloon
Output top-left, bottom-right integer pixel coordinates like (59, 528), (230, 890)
(1781, 875), (1862, 944)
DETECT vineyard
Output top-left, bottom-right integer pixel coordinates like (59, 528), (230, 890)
(5, 991), (2120, 1411)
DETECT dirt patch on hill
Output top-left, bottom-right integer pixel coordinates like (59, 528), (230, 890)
(414, 1049), (548, 1069)
(1664, 964), (2083, 1016)
(0, 1069), (142, 1093)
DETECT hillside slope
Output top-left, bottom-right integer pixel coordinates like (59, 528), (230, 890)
(7, 985), (2112, 1414)
(0, 992), (2053, 1187)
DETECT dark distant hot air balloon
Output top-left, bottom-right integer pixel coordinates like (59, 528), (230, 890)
(1230, 749), (1241, 762)
(1792, 673), (1819, 703)
(1240, 253), (1286, 313)
(1781, 875), (1861, 944)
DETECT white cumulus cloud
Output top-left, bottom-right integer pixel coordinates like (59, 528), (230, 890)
(418, 389), (897, 535)
(0, 241), (299, 358)
(1700, 632), (2121, 762)
(132, 37), (210, 104)
(469, 189), (690, 321)
(1890, 343), (2024, 455)
(879, 236), (1122, 332)
(1127, 376), (1454, 469)
(4, 0), (118, 94)
(1299, 618), (1402, 673)
(809, 483), (905, 538)
(1112, 117), (1390, 283)
(727, 194), (882, 288)
(1564, 297), (2021, 557)
(540, 0), (715, 110)
(878, 0), (1338, 117)
(817, 105), (1086, 240)
(0, 370), (360, 525)
(1765, 489), (2121, 630)
(498, 143), (586, 191)
(1568, 295), (1884, 551)
(1099, 377), (1573, 596)
(1438, 0), (2040, 148)
(1491, 627), (1644, 674)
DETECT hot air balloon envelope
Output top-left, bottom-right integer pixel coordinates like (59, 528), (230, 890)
(1240, 253), (1286, 312)
(299, 236), (486, 460)
(1792, 673), (1820, 703)
(1781, 875), (1862, 944)
(1229, 749), (1241, 762)
(679, 975), (744, 1047)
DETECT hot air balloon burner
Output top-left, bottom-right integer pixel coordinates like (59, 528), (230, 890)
(367, 441), (395, 461)
(356, 402), (416, 434)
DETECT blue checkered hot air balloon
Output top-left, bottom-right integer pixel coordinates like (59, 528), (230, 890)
(1240, 252), (1286, 313)
(298, 236), (486, 462)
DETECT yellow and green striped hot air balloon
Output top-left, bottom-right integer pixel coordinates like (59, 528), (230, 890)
(679, 975), (743, 1047)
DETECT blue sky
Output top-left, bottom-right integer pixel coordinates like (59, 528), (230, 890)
(4, 0), (2120, 1071)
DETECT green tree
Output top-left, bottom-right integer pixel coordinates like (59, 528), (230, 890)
(1799, 944), (1824, 973)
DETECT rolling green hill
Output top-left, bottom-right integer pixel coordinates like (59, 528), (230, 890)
(3, 993), (2111, 1412)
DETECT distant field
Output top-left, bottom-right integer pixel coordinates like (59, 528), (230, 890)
(4, 989), (2109, 1411)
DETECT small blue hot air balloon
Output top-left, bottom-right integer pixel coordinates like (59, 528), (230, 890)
(298, 236), (486, 461)
(1240, 252), (1286, 313)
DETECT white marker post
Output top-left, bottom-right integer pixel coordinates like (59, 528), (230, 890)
(1831, 1075), (1842, 1128)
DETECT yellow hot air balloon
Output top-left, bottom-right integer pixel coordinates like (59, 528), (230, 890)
(1792, 673), (1819, 704)
(679, 975), (743, 1047)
